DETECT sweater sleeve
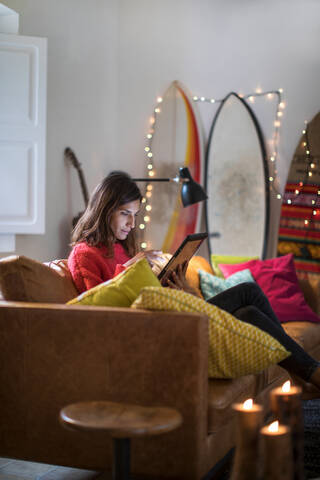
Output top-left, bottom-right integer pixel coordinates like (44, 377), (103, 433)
(68, 246), (115, 293)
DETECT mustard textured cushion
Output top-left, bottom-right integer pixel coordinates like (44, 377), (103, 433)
(132, 287), (290, 378)
(68, 258), (161, 307)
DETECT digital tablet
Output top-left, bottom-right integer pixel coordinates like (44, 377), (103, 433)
(158, 233), (208, 284)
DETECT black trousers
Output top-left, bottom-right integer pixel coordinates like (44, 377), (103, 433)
(207, 282), (319, 381)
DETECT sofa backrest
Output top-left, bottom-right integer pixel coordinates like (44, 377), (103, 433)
(0, 255), (78, 303)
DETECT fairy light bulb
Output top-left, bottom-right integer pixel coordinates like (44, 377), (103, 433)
(146, 192), (152, 198)
(306, 150), (310, 155)
(147, 133), (152, 139)
(193, 96), (198, 101)
(287, 199), (292, 204)
(147, 152), (153, 158)
(313, 210), (317, 215)
(154, 107), (160, 113)
(150, 116), (155, 125)
(255, 87), (262, 94)
(200, 96), (205, 102)
(302, 129), (306, 134)
(210, 98), (215, 103)
(147, 184), (153, 191)
(147, 164), (153, 170)
(157, 96), (163, 103)
(141, 197), (146, 203)
(279, 101), (285, 109)
(311, 163), (315, 168)
(148, 171), (155, 177)
(309, 172), (313, 177)
(277, 194), (282, 200)
(267, 93), (274, 99)
(312, 200), (316, 205)
(277, 111), (283, 117)
(274, 120), (281, 127)
(269, 176), (274, 182)
(270, 156), (275, 162)
(282, 380), (291, 393)
(278, 88), (283, 93)
(146, 205), (152, 211)
(141, 242), (147, 249)
(144, 216), (150, 222)
(139, 223), (145, 230)
(305, 220), (309, 225)
(249, 96), (254, 103)
(295, 189), (299, 195)
(144, 147), (150, 152)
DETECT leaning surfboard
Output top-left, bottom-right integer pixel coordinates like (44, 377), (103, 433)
(141, 81), (204, 254)
(205, 92), (269, 259)
(277, 112), (320, 281)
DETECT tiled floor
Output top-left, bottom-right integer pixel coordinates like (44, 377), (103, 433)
(0, 458), (100, 480)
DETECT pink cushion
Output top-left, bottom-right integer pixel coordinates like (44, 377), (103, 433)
(219, 254), (320, 323)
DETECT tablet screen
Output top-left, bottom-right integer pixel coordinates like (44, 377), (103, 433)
(158, 233), (208, 284)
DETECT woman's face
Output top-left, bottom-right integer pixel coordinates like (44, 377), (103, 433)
(110, 199), (141, 241)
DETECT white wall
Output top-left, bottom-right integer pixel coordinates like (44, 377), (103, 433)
(1, 0), (320, 260)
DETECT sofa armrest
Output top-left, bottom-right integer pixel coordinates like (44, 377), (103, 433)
(0, 301), (209, 471)
(298, 277), (320, 315)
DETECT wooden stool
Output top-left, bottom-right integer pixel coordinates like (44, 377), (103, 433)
(59, 400), (183, 480)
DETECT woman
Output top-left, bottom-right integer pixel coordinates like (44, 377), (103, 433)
(69, 170), (320, 397)
(68, 170), (162, 293)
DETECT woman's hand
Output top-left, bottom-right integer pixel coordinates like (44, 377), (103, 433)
(123, 250), (163, 269)
(164, 263), (201, 297)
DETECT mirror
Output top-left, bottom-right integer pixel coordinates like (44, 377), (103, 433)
(205, 92), (270, 259)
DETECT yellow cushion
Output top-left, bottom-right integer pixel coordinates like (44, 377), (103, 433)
(211, 254), (259, 278)
(68, 258), (161, 307)
(132, 287), (290, 378)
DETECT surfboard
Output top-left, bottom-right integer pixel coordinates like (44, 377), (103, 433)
(142, 81), (204, 254)
(277, 112), (320, 281)
(205, 92), (269, 259)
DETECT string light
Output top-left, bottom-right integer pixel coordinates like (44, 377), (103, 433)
(141, 86), (288, 245)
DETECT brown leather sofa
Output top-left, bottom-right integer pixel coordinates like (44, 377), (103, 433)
(0, 255), (319, 479)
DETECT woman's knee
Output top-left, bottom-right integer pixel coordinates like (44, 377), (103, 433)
(240, 281), (262, 296)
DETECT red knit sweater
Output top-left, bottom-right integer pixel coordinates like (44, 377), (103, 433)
(68, 242), (131, 293)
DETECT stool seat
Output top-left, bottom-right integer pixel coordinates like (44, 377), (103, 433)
(60, 400), (183, 438)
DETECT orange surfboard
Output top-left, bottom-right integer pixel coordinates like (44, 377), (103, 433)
(142, 81), (204, 254)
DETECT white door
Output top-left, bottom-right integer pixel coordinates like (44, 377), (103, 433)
(0, 33), (47, 245)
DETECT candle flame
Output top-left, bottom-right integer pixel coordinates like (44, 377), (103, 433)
(243, 398), (253, 410)
(282, 380), (291, 393)
(268, 421), (279, 433)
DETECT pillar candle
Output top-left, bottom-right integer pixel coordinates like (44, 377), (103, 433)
(270, 380), (304, 480)
(260, 420), (294, 480)
(230, 398), (263, 480)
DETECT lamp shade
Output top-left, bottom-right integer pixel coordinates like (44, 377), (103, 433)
(179, 167), (208, 207)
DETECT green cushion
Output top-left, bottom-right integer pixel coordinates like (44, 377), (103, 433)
(211, 254), (259, 278)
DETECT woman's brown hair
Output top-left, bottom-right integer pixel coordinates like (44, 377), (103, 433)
(71, 171), (142, 257)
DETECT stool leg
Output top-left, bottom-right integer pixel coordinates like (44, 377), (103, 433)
(112, 437), (131, 480)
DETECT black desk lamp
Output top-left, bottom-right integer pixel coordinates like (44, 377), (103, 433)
(133, 167), (207, 207)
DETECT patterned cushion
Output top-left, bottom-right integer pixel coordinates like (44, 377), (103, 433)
(199, 268), (255, 300)
(68, 258), (161, 307)
(132, 287), (290, 378)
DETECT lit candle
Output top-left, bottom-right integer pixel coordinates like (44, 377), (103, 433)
(260, 420), (293, 480)
(230, 399), (263, 480)
(270, 380), (304, 479)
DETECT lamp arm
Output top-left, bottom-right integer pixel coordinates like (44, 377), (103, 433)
(132, 177), (172, 182)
